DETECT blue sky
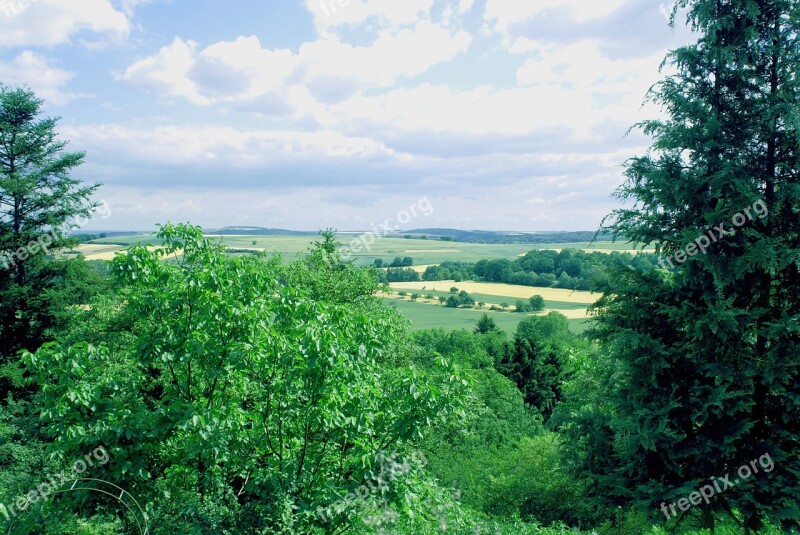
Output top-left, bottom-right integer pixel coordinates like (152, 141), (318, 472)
(0, 0), (693, 231)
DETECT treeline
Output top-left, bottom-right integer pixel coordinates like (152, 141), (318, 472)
(420, 249), (658, 290)
(400, 228), (613, 244)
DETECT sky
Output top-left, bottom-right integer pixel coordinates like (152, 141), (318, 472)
(0, 0), (695, 232)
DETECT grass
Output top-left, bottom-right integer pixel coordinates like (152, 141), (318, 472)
(88, 234), (642, 266)
(385, 298), (591, 334)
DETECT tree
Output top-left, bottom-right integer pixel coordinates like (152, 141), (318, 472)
(401, 256), (413, 266)
(410, 293), (420, 301)
(474, 313), (499, 334)
(0, 87), (103, 359)
(438, 296), (446, 306)
(514, 299), (527, 313)
(25, 224), (465, 532)
(458, 290), (475, 308)
(592, 1), (800, 531)
(0, 86), (99, 287)
(528, 295), (545, 312)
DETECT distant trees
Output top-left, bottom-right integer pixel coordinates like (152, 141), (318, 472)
(445, 290), (475, 308)
(383, 267), (420, 282)
(423, 251), (659, 290)
(495, 313), (572, 420)
(474, 313), (499, 334)
(528, 295), (545, 312)
(389, 256), (414, 267)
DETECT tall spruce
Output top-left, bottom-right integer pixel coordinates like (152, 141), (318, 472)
(0, 86), (98, 286)
(0, 86), (100, 356)
(592, 0), (800, 531)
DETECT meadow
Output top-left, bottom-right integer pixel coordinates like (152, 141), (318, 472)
(85, 233), (645, 265)
(80, 234), (606, 333)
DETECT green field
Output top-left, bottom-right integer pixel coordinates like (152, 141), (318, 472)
(392, 288), (591, 311)
(385, 298), (591, 334)
(87, 233), (605, 334)
(90, 233), (644, 266)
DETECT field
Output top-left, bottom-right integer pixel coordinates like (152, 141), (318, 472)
(80, 233), (612, 333)
(86, 233), (647, 264)
(385, 298), (592, 334)
(385, 280), (597, 333)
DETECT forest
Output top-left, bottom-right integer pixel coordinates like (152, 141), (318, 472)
(2, 0), (800, 534)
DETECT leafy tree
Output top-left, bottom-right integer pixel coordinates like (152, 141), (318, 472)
(449, 286), (458, 293)
(401, 256), (413, 267)
(457, 290), (475, 308)
(25, 224), (465, 533)
(528, 295), (545, 312)
(410, 293), (420, 301)
(438, 296), (446, 306)
(515, 299), (527, 313)
(592, 0), (800, 531)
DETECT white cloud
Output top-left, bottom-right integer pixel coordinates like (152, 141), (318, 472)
(457, 0), (474, 14)
(63, 123), (405, 166)
(484, 0), (630, 34)
(515, 39), (662, 96)
(0, 51), (90, 105)
(325, 83), (614, 139)
(119, 38), (210, 105)
(119, 24), (471, 111)
(304, 0), (435, 33)
(119, 0), (159, 16)
(0, 0), (129, 47)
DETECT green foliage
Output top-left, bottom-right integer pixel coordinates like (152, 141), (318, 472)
(423, 251), (658, 290)
(474, 314), (499, 334)
(24, 224), (468, 532)
(589, 0), (800, 531)
(493, 313), (573, 421)
(0, 85), (99, 288)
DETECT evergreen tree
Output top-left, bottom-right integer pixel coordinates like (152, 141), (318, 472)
(593, 0), (800, 531)
(0, 86), (101, 357)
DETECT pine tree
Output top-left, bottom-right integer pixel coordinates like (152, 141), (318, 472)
(0, 86), (100, 355)
(592, 0), (800, 531)
(0, 86), (98, 286)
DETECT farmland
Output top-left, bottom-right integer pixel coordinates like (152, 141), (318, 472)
(82, 233), (646, 265)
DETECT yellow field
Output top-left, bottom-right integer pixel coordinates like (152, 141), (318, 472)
(385, 294), (591, 319)
(70, 244), (125, 260)
(389, 280), (598, 303)
(72, 244), (175, 261)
